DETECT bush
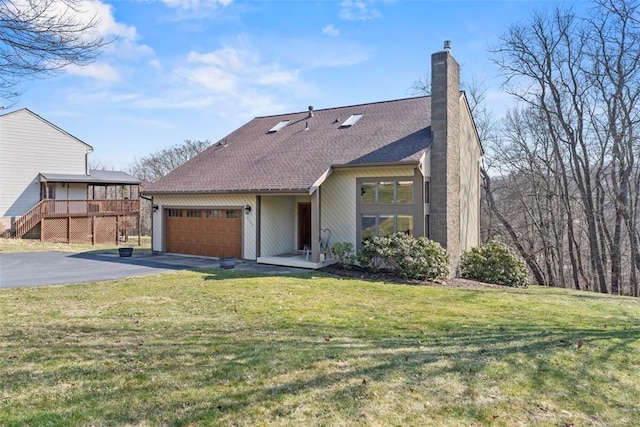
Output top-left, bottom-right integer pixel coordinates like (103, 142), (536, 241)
(460, 241), (528, 287)
(330, 242), (356, 269)
(357, 232), (449, 280)
(357, 236), (387, 272)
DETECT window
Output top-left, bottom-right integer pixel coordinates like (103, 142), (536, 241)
(397, 215), (413, 235)
(378, 181), (394, 204)
(226, 210), (241, 219)
(205, 209), (223, 218)
(359, 180), (414, 205)
(186, 209), (201, 218)
(361, 215), (377, 240)
(357, 176), (417, 244)
(397, 181), (413, 204)
(268, 120), (289, 133)
(340, 114), (363, 128)
(41, 183), (56, 200)
(425, 181), (430, 204)
(360, 214), (414, 239)
(361, 182), (376, 204)
(167, 209), (183, 217)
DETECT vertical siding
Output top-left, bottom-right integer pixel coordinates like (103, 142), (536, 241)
(458, 98), (482, 251)
(0, 110), (90, 217)
(260, 195), (296, 256)
(321, 166), (417, 249)
(152, 194), (257, 259)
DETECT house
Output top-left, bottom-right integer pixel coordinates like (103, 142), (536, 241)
(0, 108), (141, 244)
(144, 46), (483, 273)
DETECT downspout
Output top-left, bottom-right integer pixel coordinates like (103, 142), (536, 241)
(85, 147), (93, 175)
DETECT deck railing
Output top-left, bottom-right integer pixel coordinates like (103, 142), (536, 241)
(15, 199), (141, 238)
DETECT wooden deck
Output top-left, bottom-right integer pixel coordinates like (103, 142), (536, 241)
(15, 199), (141, 244)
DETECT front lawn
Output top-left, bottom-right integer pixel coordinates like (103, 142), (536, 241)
(1, 270), (639, 426)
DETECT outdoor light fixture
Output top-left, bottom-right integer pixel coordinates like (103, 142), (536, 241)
(245, 205), (251, 215)
(152, 205), (159, 212)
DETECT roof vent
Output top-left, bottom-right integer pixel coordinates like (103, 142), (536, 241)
(268, 120), (289, 133)
(444, 40), (451, 51)
(308, 105), (314, 118)
(340, 114), (363, 128)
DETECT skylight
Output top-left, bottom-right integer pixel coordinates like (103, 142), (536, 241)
(340, 114), (363, 128)
(268, 120), (289, 133)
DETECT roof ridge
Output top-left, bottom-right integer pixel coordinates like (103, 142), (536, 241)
(254, 95), (431, 119)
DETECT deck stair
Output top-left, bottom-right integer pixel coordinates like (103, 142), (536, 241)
(14, 200), (45, 238)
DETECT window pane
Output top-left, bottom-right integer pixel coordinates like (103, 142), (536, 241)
(396, 181), (413, 204)
(361, 215), (376, 241)
(397, 215), (413, 236)
(168, 209), (183, 217)
(378, 214), (394, 236)
(361, 182), (376, 204)
(226, 210), (240, 219)
(187, 209), (201, 218)
(205, 209), (223, 218)
(378, 181), (394, 204)
(425, 181), (430, 204)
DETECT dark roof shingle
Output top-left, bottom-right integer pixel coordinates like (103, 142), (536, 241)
(145, 96), (431, 194)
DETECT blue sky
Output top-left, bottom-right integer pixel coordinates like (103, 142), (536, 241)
(10, 0), (580, 170)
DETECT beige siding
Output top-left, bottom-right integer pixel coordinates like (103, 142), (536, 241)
(152, 194), (257, 259)
(458, 97), (482, 251)
(0, 110), (90, 218)
(260, 195), (296, 256)
(321, 166), (417, 249)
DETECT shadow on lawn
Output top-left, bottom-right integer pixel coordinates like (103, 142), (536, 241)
(3, 307), (639, 425)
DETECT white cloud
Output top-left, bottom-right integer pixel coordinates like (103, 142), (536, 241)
(322, 24), (340, 37)
(159, 0), (233, 10)
(149, 59), (163, 71)
(66, 63), (121, 82)
(339, 0), (382, 21)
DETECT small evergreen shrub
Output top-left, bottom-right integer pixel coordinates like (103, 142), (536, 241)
(460, 241), (528, 287)
(357, 233), (449, 280)
(330, 242), (356, 269)
(384, 233), (450, 280)
(357, 236), (387, 272)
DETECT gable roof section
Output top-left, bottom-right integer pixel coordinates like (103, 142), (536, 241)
(146, 96), (432, 194)
(0, 108), (93, 153)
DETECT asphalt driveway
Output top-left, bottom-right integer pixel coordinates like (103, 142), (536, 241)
(0, 251), (306, 288)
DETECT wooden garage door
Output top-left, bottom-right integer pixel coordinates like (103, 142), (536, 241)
(165, 208), (242, 258)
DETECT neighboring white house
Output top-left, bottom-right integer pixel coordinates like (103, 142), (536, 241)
(0, 109), (92, 232)
(0, 109), (141, 243)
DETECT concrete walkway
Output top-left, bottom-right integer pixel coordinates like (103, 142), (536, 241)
(0, 251), (309, 288)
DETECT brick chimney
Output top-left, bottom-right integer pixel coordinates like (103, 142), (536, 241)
(430, 42), (461, 275)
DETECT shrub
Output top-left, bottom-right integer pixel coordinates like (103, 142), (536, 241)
(384, 233), (450, 280)
(330, 242), (356, 269)
(460, 241), (528, 287)
(357, 236), (387, 272)
(357, 233), (449, 280)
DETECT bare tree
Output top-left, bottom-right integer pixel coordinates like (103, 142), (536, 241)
(0, 0), (107, 101)
(130, 139), (212, 236)
(487, 0), (640, 296)
(129, 139), (212, 183)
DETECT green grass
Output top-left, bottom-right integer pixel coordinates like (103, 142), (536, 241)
(1, 270), (639, 426)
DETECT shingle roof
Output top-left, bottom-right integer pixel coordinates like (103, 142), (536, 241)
(40, 170), (140, 184)
(145, 96), (432, 194)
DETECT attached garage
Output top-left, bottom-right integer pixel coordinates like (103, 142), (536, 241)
(165, 208), (242, 258)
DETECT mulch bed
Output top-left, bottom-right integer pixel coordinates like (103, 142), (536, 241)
(319, 264), (501, 288)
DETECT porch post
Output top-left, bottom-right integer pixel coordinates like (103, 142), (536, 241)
(311, 189), (320, 263)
